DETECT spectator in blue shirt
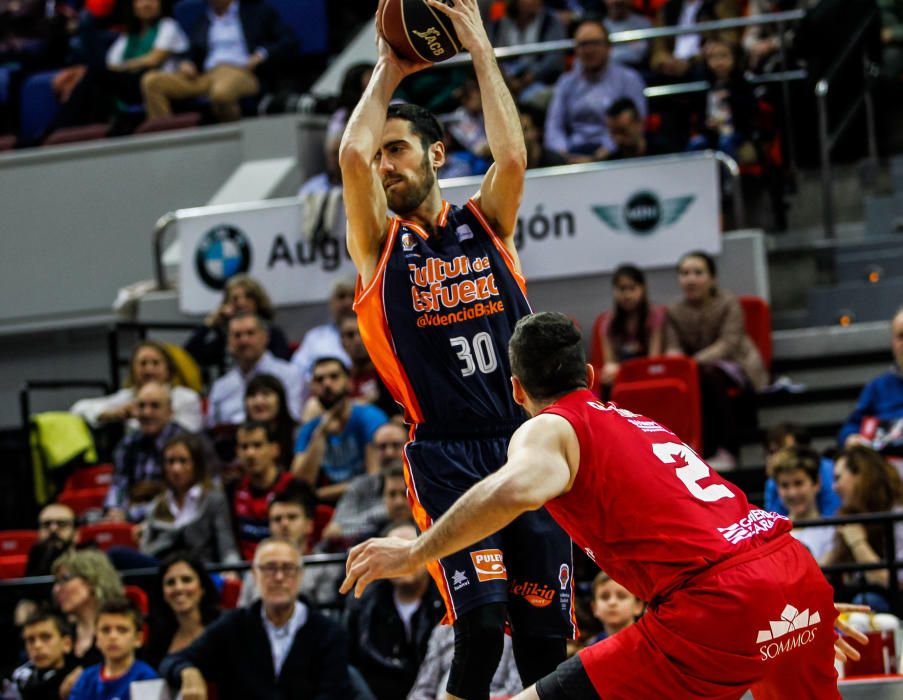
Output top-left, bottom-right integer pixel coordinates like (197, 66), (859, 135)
(291, 357), (388, 502)
(838, 308), (903, 448)
(69, 598), (158, 700)
(544, 18), (647, 163)
(763, 423), (840, 517)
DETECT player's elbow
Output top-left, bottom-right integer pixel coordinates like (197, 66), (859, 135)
(338, 141), (371, 175)
(495, 145), (528, 177)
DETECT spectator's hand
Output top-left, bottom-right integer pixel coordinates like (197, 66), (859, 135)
(882, 27), (894, 44)
(99, 401), (134, 423)
(341, 535), (419, 598)
(247, 51), (265, 72)
(592, 146), (610, 161)
(749, 39), (776, 67)
(205, 301), (234, 328)
(426, 0), (491, 56)
(14, 599), (38, 626)
(317, 401), (346, 437)
(844, 433), (870, 447)
(59, 667), (83, 699)
(180, 668), (208, 700)
(567, 154), (595, 165)
(179, 61), (198, 79)
(601, 362), (620, 386)
(105, 508), (127, 523)
(132, 522), (145, 546)
(834, 603), (870, 662)
(321, 520), (343, 541)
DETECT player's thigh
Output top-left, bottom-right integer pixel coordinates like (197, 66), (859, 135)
(502, 506), (576, 639)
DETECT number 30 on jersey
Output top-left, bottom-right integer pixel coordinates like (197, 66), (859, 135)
(450, 332), (499, 377)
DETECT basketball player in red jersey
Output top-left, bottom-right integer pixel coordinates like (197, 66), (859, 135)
(339, 1), (576, 698)
(343, 312), (866, 699)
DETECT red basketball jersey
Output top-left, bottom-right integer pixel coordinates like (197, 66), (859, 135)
(541, 389), (791, 603)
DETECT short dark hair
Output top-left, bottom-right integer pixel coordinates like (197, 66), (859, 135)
(23, 610), (73, 639)
(509, 312), (587, 401)
(269, 479), (317, 520)
(312, 356), (350, 376)
(228, 311), (268, 332)
(771, 446), (821, 484)
(764, 423), (811, 452)
(97, 597), (143, 631)
(386, 103), (444, 151)
(574, 16), (609, 41)
(382, 460), (406, 485)
(237, 420), (277, 443)
(606, 97), (640, 120)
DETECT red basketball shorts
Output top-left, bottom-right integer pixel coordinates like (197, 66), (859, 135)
(579, 536), (840, 699)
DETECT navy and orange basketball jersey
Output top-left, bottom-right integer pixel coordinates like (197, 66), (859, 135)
(354, 199), (530, 428)
(541, 389), (793, 603)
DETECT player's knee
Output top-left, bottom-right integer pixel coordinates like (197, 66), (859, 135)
(447, 603), (507, 699)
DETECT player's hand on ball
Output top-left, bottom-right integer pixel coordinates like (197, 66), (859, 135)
(833, 603), (870, 663)
(376, 28), (430, 77)
(426, 0), (490, 54)
(341, 536), (419, 598)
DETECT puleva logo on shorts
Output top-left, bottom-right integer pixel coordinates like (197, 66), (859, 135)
(757, 604), (821, 660)
(470, 549), (507, 582)
(195, 225), (252, 290)
(509, 579), (555, 607)
(592, 191), (695, 235)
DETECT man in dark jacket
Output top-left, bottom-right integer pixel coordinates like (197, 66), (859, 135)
(141, 0), (297, 121)
(344, 523), (445, 700)
(161, 538), (351, 699)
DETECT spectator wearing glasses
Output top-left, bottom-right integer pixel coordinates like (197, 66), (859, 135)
(545, 19), (647, 163)
(26, 504), (77, 577)
(161, 538), (352, 699)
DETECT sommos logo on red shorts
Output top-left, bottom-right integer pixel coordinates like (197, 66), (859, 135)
(471, 549), (506, 582)
(509, 579), (555, 608)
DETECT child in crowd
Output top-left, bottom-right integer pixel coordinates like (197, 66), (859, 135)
(688, 36), (757, 163)
(68, 599), (157, 700)
(587, 572), (644, 645)
(10, 611), (77, 700)
(771, 446), (835, 561)
(446, 79), (491, 176)
(596, 264), (666, 391)
(763, 423), (840, 517)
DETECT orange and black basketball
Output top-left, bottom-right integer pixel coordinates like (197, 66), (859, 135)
(377, 0), (461, 64)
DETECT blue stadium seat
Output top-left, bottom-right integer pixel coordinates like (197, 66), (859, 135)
(266, 0), (328, 55)
(19, 71), (60, 145)
(174, 0), (207, 37)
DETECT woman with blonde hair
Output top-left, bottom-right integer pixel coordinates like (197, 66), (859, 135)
(70, 340), (202, 432)
(184, 274), (292, 367)
(822, 445), (903, 611)
(51, 548), (123, 694)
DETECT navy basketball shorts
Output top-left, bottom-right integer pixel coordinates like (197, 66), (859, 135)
(403, 434), (577, 638)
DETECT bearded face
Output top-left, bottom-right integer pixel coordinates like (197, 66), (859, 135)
(383, 149), (436, 215)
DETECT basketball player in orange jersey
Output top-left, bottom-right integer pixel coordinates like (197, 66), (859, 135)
(339, 1), (575, 698)
(343, 312), (869, 700)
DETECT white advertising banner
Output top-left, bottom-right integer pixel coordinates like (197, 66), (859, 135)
(178, 153), (720, 314)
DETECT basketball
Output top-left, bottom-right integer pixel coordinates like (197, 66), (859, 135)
(377, 0), (461, 64)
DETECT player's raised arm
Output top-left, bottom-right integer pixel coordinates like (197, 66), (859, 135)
(339, 34), (426, 285)
(427, 0), (526, 244)
(340, 413), (577, 598)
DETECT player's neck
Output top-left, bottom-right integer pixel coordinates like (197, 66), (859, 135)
(400, 188), (444, 235)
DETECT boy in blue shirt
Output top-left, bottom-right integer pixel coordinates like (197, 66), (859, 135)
(69, 598), (157, 700)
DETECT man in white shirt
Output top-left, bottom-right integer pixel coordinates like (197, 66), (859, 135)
(207, 312), (302, 426)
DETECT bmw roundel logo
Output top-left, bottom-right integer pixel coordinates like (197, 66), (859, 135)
(194, 225), (252, 290)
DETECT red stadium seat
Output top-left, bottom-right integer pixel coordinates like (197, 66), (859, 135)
(124, 584), (149, 615)
(65, 464), (114, 492)
(43, 123), (109, 146)
(0, 555), (29, 579)
(220, 577), (242, 609)
(0, 530), (38, 557)
(738, 295), (773, 373)
(612, 357), (702, 452)
(78, 522), (136, 550)
(57, 487), (108, 519)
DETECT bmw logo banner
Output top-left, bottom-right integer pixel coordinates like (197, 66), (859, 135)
(176, 153), (720, 315)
